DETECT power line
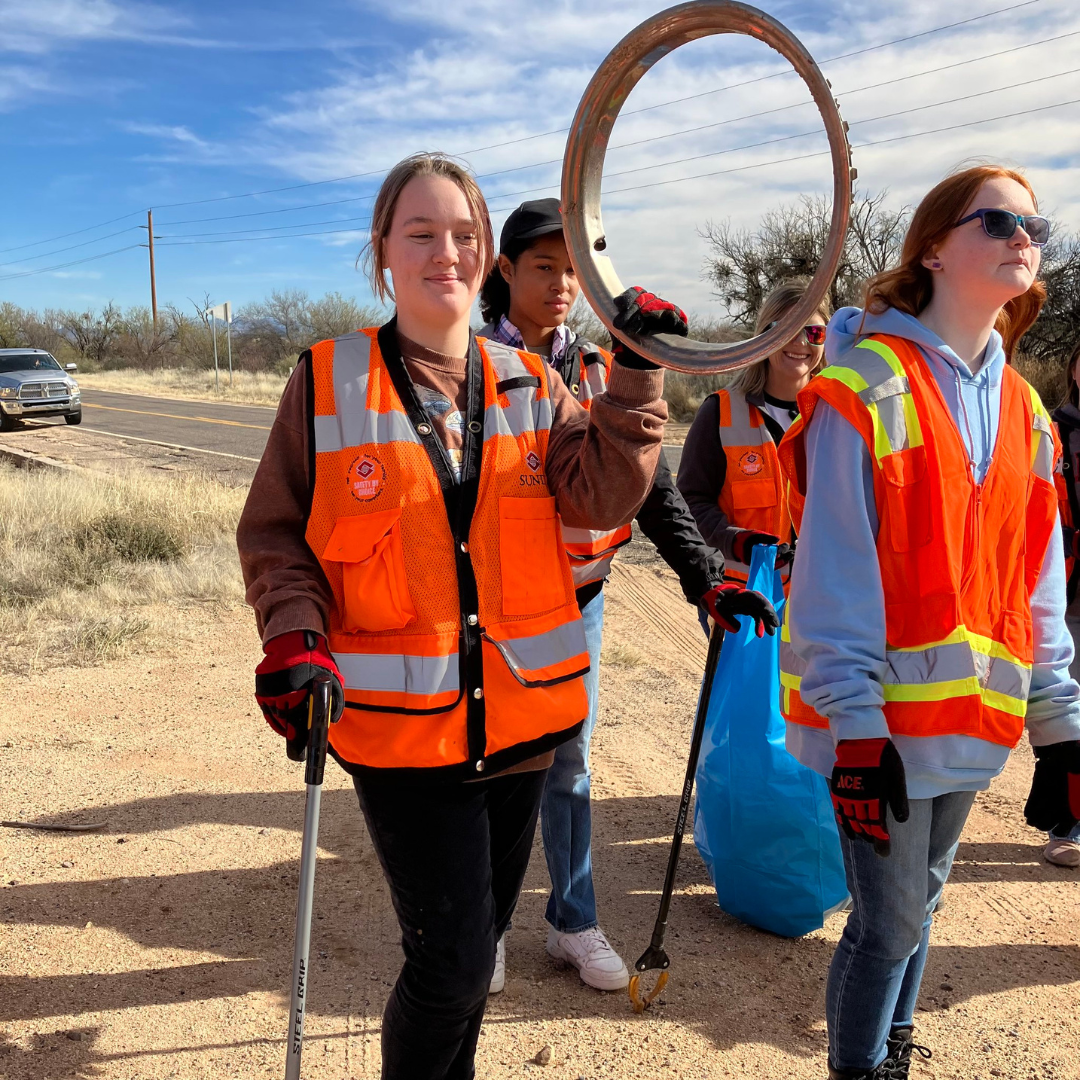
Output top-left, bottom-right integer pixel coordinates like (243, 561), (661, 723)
(156, 225), (370, 246)
(144, 93), (1080, 247)
(153, 23), (1080, 235)
(156, 213), (373, 240)
(142, 0), (1046, 212)
(0, 226), (144, 270)
(0, 210), (142, 257)
(157, 67), (1080, 246)
(2, 0), (1061, 255)
(0, 244), (144, 282)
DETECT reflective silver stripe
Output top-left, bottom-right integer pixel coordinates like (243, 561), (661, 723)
(884, 642), (1030, 700)
(779, 637), (807, 679)
(482, 339), (555, 440)
(560, 524), (626, 549)
(486, 619), (588, 680)
(314, 413), (343, 453)
(1031, 409), (1054, 482)
(859, 375), (910, 406)
(334, 649), (459, 696)
(718, 388), (769, 450)
(315, 332), (422, 453)
(570, 552), (617, 587)
(848, 340), (914, 456)
(580, 352), (608, 401)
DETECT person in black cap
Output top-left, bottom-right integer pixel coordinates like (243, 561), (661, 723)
(478, 199), (769, 994)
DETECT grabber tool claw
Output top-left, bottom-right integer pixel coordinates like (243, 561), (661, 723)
(285, 674), (334, 1080)
(628, 623), (725, 1014)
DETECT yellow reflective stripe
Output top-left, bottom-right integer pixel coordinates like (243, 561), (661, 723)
(779, 670), (802, 691)
(855, 338), (924, 452)
(882, 679), (1028, 717)
(816, 366), (895, 461)
(887, 624), (1028, 670)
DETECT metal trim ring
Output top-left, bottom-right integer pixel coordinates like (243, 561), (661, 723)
(561, 1), (855, 374)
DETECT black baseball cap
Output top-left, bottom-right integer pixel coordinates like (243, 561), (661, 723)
(499, 198), (563, 252)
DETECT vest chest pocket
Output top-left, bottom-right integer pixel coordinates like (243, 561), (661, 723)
(730, 477), (778, 511)
(881, 446), (932, 552)
(323, 509), (417, 633)
(499, 496), (570, 616)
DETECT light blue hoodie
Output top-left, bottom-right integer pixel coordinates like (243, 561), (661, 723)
(785, 306), (1080, 799)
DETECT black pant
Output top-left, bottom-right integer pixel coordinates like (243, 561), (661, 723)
(354, 768), (548, 1080)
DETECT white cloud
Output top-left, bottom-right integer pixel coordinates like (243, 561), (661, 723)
(0, 0), (186, 53)
(231, 0), (1080, 311)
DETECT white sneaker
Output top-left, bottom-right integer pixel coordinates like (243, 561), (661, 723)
(1044, 837), (1080, 867)
(489, 934), (506, 994)
(545, 926), (629, 991)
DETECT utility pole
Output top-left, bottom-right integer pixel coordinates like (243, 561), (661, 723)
(147, 209), (158, 332)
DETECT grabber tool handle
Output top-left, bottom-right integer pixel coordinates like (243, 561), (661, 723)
(629, 623), (725, 1012)
(285, 674), (333, 1080)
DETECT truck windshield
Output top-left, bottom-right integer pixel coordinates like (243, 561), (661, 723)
(0, 354), (63, 374)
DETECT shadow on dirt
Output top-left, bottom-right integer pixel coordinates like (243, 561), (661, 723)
(3, 790), (1078, 1069)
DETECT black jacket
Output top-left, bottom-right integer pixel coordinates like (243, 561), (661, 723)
(555, 338), (724, 607)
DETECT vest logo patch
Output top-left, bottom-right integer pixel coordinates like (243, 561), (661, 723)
(739, 450), (764, 476)
(526, 451), (541, 472)
(348, 454), (385, 502)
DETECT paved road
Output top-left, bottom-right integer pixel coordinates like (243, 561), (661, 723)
(31, 387), (685, 471)
(75, 388), (275, 461)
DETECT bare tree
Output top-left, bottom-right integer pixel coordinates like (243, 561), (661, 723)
(700, 190), (910, 326)
(240, 289), (312, 355)
(118, 306), (172, 366)
(307, 292), (384, 342)
(61, 302), (123, 365)
(1023, 230), (1080, 364)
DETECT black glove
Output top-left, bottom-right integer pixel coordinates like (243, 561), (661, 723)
(830, 738), (910, 857)
(1064, 525), (1080, 562)
(731, 529), (780, 565)
(255, 630), (345, 762)
(701, 583), (780, 638)
(1024, 739), (1080, 832)
(610, 286), (689, 370)
(775, 540), (796, 568)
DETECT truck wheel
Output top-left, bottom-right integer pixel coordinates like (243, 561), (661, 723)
(65, 410), (82, 426)
(0, 411), (16, 432)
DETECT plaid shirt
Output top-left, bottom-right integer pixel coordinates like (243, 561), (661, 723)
(487, 314), (573, 367)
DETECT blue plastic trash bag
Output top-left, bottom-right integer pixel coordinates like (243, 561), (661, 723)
(693, 544), (848, 937)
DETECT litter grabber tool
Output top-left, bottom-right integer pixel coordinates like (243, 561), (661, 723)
(629, 622), (725, 1013)
(285, 673), (334, 1080)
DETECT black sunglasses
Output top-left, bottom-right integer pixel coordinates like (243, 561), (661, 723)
(954, 208), (1050, 247)
(766, 321), (827, 346)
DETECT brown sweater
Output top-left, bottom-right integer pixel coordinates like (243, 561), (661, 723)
(236, 329), (667, 771)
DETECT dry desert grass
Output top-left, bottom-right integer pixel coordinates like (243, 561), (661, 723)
(76, 367), (290, 408)
(0, 463), (246, 671)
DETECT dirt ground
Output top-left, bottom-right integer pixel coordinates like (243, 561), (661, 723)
(1, 550), (1078, 1080)
(0, 421), (1077, 1079)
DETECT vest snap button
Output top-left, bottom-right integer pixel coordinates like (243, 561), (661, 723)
(571, 383), (580, 394)
(460, 542), (469, 553)
(468, 420), (482, 433)
(473, 687), (484, 699)
(475, 760), (485, 772)
(467, 614), (478, 626)
(417, 422), (432, 435)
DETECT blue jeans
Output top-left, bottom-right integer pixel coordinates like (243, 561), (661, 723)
(541, 588), (605, 932)
(827, 790), (977, 1072)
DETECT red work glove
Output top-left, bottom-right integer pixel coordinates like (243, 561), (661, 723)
(830, 738), (910, 857)
(1024, 739), (1080, 833)
(255, 630), (344, 762)
(610, 286), (689, 370)
(701, 583), (780, 638)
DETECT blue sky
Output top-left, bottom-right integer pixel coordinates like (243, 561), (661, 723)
(2, 0), (1080, 319)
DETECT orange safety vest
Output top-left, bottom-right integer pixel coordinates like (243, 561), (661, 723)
(777, 334), (1059, 749)
(714, 388), (792, 588)
(306, 326), (589, 777)
(555, 340), (633, 589)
